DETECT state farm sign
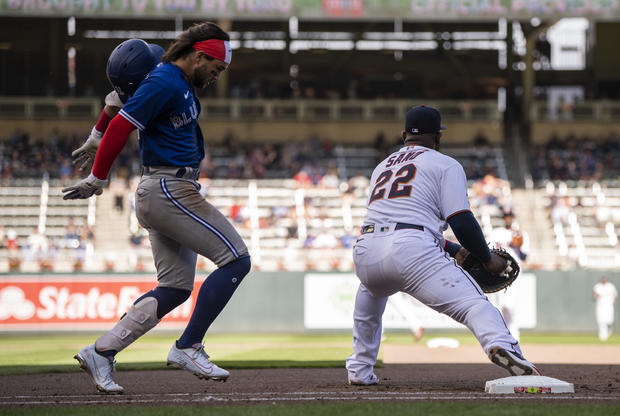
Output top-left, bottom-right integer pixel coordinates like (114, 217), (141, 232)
(0, 275), (202, 330)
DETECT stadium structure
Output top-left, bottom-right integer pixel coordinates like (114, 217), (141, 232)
(0, 1), (619, 334)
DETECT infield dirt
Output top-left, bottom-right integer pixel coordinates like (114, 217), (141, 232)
(1, 348), (620, 407)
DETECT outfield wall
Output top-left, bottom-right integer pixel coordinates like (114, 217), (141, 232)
(0, 271), (618, 333)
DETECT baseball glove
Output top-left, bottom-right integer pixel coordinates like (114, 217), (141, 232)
(461, 248), (520, 293)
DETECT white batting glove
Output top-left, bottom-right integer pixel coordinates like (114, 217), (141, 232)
(62, 173), (108, 200)
(105, 90), (124, 108)
(72, 127), (103, 171)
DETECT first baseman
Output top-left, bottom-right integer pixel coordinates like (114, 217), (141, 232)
(64, 22), (251, 394)
(346, 105), (540, 385)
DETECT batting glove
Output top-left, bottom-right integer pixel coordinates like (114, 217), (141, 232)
(62, 173), (108, 200)
(72, 127), (103, 171)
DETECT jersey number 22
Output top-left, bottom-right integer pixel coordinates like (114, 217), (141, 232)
(369, 163), (417, 204)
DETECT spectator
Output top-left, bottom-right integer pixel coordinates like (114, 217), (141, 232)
(0, 226), (6, 249)
(7, 229), (20, 271)
(229, 198), (245, 224)
(25, 227), (49, 263)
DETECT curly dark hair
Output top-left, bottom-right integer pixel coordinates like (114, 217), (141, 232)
(162, 21), (230, 63)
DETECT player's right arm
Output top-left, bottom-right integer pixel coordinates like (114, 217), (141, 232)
(61, 114), (135, 200)
(72, 91), (124, 170)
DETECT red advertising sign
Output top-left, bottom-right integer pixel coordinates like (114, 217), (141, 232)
(322, 0), (363, 17)
(0, 275), (204, 330)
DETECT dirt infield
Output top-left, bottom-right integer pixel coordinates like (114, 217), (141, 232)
(1, 363), (619, 407)
(1, 344), (619, 407)
(383, 343), (620, 364)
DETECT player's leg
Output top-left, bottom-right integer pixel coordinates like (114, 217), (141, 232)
(74, 229), (195, 393)
(148, 179), (250, 341)
(346, 228), (401, 385)
(139, 178), (250, 380)
(95, 229), (197, 354)
(397, 234), (540, 376)
(145, 226), (234, 380)
(598, 320), (609, 341)
(175, 255), (250, 345)
(345, 284), (388, 385)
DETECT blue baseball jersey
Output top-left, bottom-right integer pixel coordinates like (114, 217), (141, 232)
(119, 63), (204, 168)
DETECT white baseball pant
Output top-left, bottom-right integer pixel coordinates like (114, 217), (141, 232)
(346, 225), (521, 382)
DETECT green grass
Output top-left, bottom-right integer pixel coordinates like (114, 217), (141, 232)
(0, 332), (357, 375)
(0, 402), (618, 416)
(0, 331), (617, 375)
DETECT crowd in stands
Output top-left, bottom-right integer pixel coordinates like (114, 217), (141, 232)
(1, 128), (505, 187)
(531, 132), (620, 182)
(202, 131), (341, 181)
(13, 127), (619, 272)
(0, 129), (140, 182)
(0, 220), (95, 272)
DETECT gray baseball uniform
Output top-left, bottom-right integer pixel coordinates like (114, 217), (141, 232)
(136, 167), (248, 291)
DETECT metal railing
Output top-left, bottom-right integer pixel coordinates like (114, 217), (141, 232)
(3, 96), (619, 123)
(530, 100), (620, 122)
(0, 97), (501, 122)
(0, 97), (101, 119)
(201, 98), (501, 122)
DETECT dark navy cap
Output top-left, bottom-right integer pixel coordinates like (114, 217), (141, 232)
(405, 105), (446, 135)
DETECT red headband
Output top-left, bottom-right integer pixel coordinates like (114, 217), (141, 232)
(193, 39), (232, 64)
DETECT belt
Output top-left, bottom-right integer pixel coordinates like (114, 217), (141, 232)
(360, 223), (424, 234)
(141, 166), (200, 180)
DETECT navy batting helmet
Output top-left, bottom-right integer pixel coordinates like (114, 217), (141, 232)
(106, 39), (163, 103)
(148, 43), (165, 62)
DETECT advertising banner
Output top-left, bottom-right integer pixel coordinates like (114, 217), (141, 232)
(0, 275), (201, 330)
(303, 272), (537, 330)
(1, 0), (618, 20)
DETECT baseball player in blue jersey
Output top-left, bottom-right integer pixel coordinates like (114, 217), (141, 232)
(63, 22), (251, 394)
(346, 106), (540, 386)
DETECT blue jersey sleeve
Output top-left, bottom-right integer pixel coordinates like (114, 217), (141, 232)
(119, 75), (173, 130)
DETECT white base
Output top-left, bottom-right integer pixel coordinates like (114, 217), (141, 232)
(485, 376), (575, 394)
(425, 337), (460, 349)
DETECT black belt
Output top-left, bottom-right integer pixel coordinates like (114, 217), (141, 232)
(361, 223), (424, 234)
(141, 166), (200, 180)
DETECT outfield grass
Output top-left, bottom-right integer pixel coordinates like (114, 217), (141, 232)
(0, 331), (617, 375)
(0, 402), (618, 416)
(0, 332), (355, 375)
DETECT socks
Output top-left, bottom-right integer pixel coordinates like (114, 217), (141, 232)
(177, 256), (251, 348)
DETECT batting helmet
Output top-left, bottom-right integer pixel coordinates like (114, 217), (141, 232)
(106, 39), (164, 103)
(148, 43), (165, 62)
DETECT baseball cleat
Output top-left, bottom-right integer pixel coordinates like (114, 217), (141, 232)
(167, 342), (230, 382)
(74, 344), (124, 394)
(488, 347), (542, 376)
(348, 373), (379, 386)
